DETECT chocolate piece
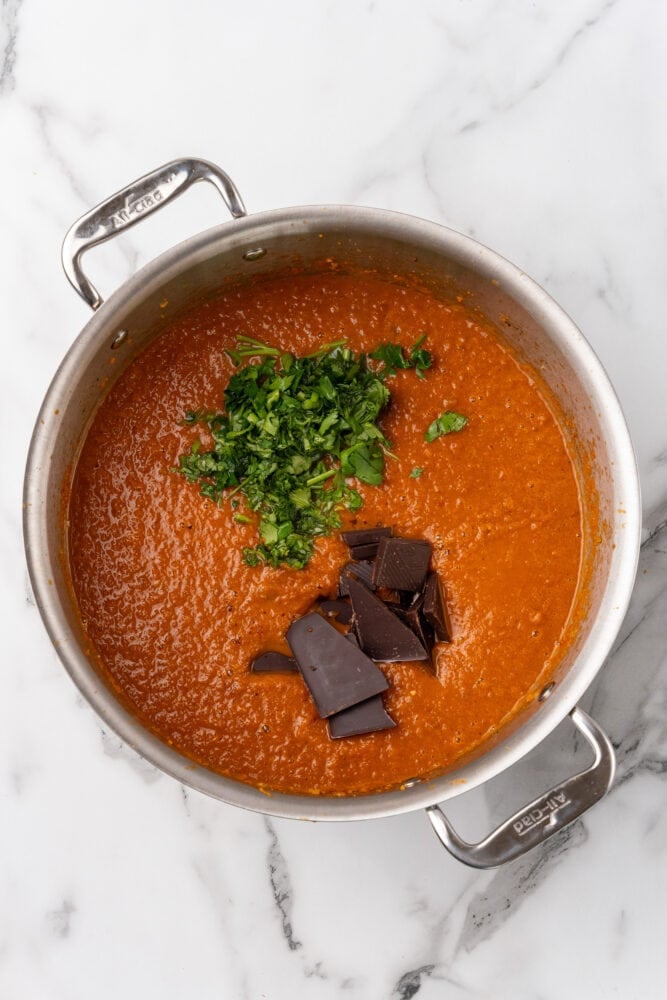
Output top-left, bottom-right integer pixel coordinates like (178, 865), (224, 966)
(347, 576), (428, 662)
(286, 613), (389, 717)
(250, 652), (298, 674)
(372, 536), (431, 592)
(328, 695), (396, 739)
(343, 527), (392, 561)
(422, 572), (452, 642)
(319, 599), (353, 625)
(348, 541), (382, 560)
(338, 559), (376, 597)
(341, 527), (392, 548)
(393, 596), (437, 670)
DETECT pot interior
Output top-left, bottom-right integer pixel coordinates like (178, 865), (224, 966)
(25, 207), (640, 820)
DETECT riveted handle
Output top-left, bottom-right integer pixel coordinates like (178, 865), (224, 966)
(61, 157), (246, 310)
(427, 707), (615, 869)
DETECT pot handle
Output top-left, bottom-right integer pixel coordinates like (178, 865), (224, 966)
(426, 706), (615, 869)
(62, 158), (247, 310)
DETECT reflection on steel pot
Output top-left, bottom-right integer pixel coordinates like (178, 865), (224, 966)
(23, 158), (640, 867)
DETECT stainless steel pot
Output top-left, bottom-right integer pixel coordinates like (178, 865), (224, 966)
(23, 158), (641, 868)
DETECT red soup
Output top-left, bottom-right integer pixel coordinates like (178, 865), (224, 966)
(67, 272), (586, 795)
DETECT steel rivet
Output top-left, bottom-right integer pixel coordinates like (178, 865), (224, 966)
(539, 682), (556, 702)
(111, 329), (128, 350)
(243, 247), (266, 261)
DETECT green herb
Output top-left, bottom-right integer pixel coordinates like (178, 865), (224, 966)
(176, 336), (429, 569)
(425, 410), (468, 442)
(369, 334), (432, 379)
(409, 467), (424, 479)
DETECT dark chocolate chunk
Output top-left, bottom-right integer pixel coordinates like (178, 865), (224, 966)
(250, 652), (298, 674)
(422, 572), (452, 642)
(328, 695), (396, 739)
(347, 576), (428, 662)
(319, 599), (353, 625)
(372, 536), (431, 592)
(341, 527), (392, 548)
(348, 541), (382, 560)
(286, 613), (389, 718)
(393, 596), (437, 671)
(338, 559), (376, 597)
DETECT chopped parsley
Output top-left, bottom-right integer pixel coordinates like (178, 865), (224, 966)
(369, 335), (431, 379)
(409, 467), (424, 479)
(425, 411), (468, 442)
(176, 335), (432, 569)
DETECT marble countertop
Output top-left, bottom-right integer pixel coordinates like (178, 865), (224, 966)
(3, 1), (666, 997)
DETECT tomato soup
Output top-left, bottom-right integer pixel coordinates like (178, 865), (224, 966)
(67, 273), (583, 795)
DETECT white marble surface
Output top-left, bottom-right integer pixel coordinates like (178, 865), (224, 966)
(2, 1), (667, 997)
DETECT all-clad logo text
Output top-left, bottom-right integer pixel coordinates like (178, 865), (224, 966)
(513, 790), (571, 837)
(108, 173), (176, 230)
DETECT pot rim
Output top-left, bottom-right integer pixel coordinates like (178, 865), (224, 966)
(23, 204), (642, 821)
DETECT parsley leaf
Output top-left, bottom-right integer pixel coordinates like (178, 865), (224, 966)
(176, 336), (430, 569)
(409, 467), (424, 479)
(369, 335), (432, 379)
(425, 411), (468, 442)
